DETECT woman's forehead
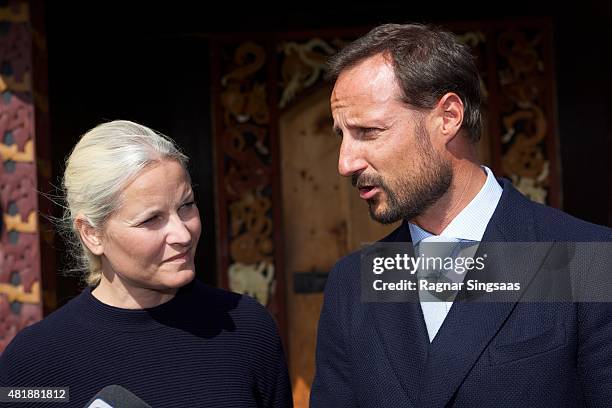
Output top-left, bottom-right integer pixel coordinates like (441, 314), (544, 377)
(116, 161), (192, 208)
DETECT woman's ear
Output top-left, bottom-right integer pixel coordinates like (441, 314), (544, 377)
(75, 216), (104, 256)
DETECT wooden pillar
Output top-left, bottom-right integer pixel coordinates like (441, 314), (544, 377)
(0, 0), (51, 352)
(210, 37), (288, 343)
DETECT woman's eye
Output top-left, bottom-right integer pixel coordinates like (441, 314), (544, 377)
(139, 215), (159, 226)
(181, 201), (196, 210)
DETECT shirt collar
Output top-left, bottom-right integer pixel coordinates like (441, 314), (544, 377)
(409, 166), (502, 244)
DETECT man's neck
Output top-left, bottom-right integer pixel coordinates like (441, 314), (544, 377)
(412, 161), (486, 235)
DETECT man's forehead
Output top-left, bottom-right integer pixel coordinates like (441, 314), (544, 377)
(331, 55), (400, 105)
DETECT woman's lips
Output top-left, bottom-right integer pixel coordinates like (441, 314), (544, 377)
(164, 251), (190, 263)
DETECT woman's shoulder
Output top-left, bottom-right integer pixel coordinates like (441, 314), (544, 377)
(188, 280), (279, 332)
(4, 292), (86, 349)
(0, 293), (87, 384)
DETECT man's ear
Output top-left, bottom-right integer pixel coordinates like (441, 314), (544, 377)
(75, 216), (104, 256)
(433, 92), (464, 144)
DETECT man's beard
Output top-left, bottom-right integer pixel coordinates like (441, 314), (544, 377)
(352, 126), (453, 224)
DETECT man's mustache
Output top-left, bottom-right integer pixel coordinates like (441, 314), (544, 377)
(352, 172), (385, 188)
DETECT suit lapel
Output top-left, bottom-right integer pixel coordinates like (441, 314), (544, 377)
(416, 180), (553, 408)
(369, 221), (429, 406)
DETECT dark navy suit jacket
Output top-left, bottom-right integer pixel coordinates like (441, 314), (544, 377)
(311, 179), (612, 407)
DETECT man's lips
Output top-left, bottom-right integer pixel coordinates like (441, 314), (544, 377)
(358, 186), (380, 199)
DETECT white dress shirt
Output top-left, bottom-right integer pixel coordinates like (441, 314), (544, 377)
(409, 166), (503, 341)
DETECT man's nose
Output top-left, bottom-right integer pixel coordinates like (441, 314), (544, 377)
(338, 138), (367, 177)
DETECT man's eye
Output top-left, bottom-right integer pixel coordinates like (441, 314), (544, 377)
(362, 128), (381, 137)
(181, 201), (196, 209)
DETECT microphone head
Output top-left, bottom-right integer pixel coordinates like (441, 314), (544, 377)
(84, 385), (151, 408)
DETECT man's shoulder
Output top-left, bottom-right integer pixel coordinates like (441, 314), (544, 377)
(527, 199), (612, 241)
(495, 178), (612, 242)
(331, 223), (405, 273)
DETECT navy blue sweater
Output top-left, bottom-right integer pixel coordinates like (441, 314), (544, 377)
(0, 280), (293, 407)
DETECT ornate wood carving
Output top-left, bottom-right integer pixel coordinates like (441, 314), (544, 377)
(277, 38), (342, 109)
(212, 39), (286, 333)
(495, 25), (559, 206)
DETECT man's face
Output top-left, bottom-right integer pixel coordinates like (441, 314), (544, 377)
(331, 53), (452, 224)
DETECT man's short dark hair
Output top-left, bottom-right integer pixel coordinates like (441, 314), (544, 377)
(327, 23), (483, 142)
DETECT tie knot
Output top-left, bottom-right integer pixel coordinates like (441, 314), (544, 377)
(415, 236), (479, 286)
(417, 235), (461, 260)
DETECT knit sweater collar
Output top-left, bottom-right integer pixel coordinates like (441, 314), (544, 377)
(71, 280), (196, 332)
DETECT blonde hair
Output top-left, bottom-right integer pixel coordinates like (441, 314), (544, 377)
(62, 120), (188, 286)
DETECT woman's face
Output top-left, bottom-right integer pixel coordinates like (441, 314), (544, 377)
(98, 160), (201, 293)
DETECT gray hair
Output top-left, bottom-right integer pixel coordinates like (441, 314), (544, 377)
(61, 120), (188, 286)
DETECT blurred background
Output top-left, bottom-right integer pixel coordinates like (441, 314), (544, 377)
(1, 1), (611, 405)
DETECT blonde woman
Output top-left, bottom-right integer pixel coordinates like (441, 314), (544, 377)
(0, 120), (292, 407)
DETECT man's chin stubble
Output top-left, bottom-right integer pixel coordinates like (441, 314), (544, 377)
(367, 199), (401, 225)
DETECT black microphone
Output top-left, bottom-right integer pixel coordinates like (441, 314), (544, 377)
(83, 385), (152, 408)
